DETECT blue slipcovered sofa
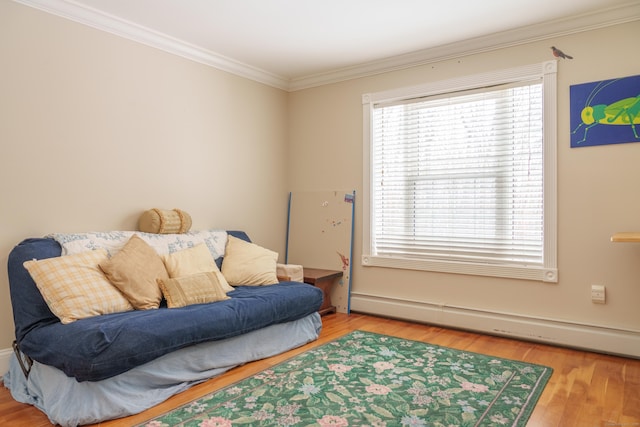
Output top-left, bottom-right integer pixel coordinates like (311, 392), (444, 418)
(3, 230), (323, 426)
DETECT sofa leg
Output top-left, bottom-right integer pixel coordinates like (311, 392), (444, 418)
(12, 340), (32, 379)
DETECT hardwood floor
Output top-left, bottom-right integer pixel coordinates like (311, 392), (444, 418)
(1, 312), (639, 426)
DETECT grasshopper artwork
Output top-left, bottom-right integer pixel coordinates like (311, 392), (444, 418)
(570, 74), (640, 148)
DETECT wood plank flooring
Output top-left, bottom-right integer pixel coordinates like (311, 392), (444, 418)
(1, 312), (639, 426)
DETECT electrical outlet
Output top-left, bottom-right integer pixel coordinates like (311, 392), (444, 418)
(591, 284), (606, 304)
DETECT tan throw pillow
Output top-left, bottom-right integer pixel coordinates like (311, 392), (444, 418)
(221, 235), (279, 286)
(162, 243), (234, 293)
(99, 234), (168, 310)
(23, 249), (133, 324)
(157, 272), (230, 308)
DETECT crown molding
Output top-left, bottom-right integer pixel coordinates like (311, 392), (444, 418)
(14, 0), (640, 92)
(13, 0), (291, 90)
(289, 1), (640, 91)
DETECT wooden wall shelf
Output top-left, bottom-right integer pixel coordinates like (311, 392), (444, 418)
(611, 232), (640, 242)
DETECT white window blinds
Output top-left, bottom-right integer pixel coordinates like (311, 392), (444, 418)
(363, 61), (558, 282)
(373, 81), (543, 264)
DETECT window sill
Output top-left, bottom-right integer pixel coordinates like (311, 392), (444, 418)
(361, 254), (558, 283)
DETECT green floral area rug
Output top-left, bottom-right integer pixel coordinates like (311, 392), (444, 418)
(139, 330), (552, 427)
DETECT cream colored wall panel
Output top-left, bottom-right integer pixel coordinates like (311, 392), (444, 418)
(286, 190), (355, 313)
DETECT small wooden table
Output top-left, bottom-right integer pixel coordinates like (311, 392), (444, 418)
(303, 268), (343, 316)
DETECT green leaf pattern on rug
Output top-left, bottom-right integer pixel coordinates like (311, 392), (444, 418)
(139, 330), (552, 427)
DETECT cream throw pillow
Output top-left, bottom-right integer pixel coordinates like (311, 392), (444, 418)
(276, 263), (304, 282)
(23, 249), (133, 324)
(221, 235), (279, 286)
(157, 272), (230, 308)
(162, 243), (234, 292)
(99, 234), (168, 310)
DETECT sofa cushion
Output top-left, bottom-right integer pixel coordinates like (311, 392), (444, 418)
(23, 249), (133, 324)
(99, 234), (168, 310)
(221, 235), (279, 285)
(158, 272), (230, 308)
(20, 282), (322, 381)
(162, 243), (233, 293)
(50, 229), (228, 260)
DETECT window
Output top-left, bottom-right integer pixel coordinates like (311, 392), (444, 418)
(362, 61), (557, 282)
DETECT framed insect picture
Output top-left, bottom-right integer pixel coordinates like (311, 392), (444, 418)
(570, 74), (640, 148)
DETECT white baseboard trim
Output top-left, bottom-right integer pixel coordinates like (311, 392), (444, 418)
(0, 347), (13, 380)
(350, 293), (640, 359)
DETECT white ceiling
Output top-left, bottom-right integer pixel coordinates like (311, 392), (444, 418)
(16, 0), (640, 90)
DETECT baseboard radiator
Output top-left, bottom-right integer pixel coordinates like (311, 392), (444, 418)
(1, 294), (637, 372)
(350, 293), (640, 359)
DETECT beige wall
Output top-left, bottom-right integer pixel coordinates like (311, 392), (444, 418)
(289, 21), (640, 335)
(0, 2), (289, 349)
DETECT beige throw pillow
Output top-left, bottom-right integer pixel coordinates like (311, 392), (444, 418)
(276, 263), (304, 282)
(23, 249), (133, 324)
(99, 234), (168, 310)
(221, 235), (279, 286)
(162, 243), (234, 292)
(157, 272), (230, 308)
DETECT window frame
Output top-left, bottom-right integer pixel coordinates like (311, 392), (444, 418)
(362, 61), (558, 283)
